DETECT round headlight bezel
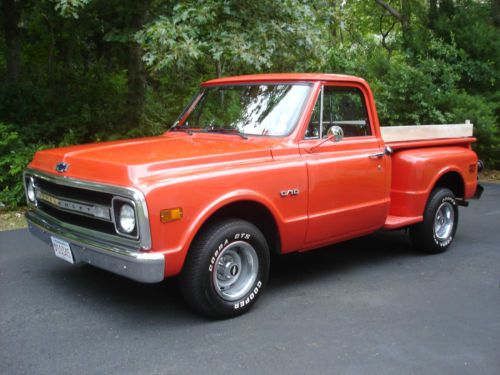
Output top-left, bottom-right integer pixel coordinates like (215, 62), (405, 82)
(112, 197), (139, 239)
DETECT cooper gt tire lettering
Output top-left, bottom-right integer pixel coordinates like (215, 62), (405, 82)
(433, 234), (453, 247)
(180, 219), (270, 319)
(231, 280), (262, 309)
(208, 240), (230, 272)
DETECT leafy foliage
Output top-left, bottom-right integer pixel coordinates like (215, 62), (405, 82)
(0, 0), (498, 208)
(138, 1), (325, 73)
(0, 123), (53, 208)
(53, 0), (92, 19)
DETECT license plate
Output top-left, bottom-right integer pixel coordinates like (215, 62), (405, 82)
(51, 236), (74, 264)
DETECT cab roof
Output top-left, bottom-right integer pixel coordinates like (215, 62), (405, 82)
(202, 73), (367, 86)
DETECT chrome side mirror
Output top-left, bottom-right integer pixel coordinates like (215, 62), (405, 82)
(327, 126), (344, 142)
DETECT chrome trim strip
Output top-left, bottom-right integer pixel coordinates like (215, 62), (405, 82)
(319, 85), (324, 139)
(23, 168), (152, 250)
(27, 211), (164, 283)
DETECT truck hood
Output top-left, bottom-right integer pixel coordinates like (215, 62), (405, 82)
(29, 134), (273, 187)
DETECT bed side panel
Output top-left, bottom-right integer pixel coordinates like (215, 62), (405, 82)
(390, 146), (478, 217)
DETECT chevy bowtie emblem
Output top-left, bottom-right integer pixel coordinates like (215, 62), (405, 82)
(55, 162), (70, 173)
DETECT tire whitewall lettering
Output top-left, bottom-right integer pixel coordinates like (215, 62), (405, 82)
(180, 219), (270, 319)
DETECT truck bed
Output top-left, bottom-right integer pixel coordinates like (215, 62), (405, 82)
(381, 123), (478, 230)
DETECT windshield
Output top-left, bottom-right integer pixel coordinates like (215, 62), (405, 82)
(176, 83), (312, 136)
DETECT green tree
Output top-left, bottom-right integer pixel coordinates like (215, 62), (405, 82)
(138, 1), (325, 76)
(0, 0), (498, 208)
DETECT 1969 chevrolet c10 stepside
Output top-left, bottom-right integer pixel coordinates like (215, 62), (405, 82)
(24, 73), (483, 318)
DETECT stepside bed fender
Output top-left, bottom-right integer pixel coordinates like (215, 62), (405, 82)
(389, 146), (477, 217)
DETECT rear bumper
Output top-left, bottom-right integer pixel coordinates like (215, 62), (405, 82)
(26, 210), (165, 283)
(473, 184), (484, 200)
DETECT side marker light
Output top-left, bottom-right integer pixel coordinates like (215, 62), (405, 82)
(160, 208), (183, 223)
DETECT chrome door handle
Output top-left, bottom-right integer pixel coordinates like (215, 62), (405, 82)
(368, 152), (385, 159)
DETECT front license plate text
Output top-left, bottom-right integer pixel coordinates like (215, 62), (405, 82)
(51, 237), (74, 264)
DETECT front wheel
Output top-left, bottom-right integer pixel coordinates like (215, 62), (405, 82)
(410, 188), (459, 254)
(180, 218), (270, 319)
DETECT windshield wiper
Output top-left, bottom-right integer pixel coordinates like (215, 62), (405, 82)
(169, 122), (193, 135)
(206, 128), (248, 140)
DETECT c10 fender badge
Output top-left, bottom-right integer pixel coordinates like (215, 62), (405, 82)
(280, 189), (300, 197)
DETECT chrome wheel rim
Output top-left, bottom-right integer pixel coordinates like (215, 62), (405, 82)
(212, 241), (259, 301)
(434, 202), (455, 241)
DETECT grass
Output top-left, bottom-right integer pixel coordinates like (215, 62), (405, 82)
(0, 207), (28, 232)
(479, 169), (500, 183)
(0, 169), (498, 232)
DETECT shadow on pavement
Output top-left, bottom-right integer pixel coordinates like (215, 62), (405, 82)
(43, 229), (417, 322)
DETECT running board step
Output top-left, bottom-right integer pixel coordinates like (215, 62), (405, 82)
(384, 215), (422, 229)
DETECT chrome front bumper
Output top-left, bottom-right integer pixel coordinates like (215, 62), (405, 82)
(26, 210), (165, 283)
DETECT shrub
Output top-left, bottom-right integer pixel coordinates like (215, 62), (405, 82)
(0, 123), (52, 209)
(446, 93), (500, 169)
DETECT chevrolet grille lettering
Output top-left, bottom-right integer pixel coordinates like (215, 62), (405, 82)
(35, 190), (111, 221)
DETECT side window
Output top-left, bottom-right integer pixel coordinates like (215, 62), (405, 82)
(305, 86), (371, 139)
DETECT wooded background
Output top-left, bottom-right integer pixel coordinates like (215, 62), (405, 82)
(1, 0), (499, 208)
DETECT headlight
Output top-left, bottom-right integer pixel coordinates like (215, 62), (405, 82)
(27, 178), (36, 203)
(119, 204), (136, 233)
(112, 197), (139, 239)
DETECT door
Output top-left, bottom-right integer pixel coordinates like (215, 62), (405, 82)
(300, 84), (389, 245)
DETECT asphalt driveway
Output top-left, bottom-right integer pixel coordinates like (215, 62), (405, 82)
(1, 184), (499, 375)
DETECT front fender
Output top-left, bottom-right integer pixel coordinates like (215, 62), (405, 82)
(183, 189), (284, 251)
(155, 190), (284, 277)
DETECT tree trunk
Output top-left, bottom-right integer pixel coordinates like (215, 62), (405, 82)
(401, 0), (411, 49)
(126, 0), (149, 126)
(492, 0), (500, 28)
(127, 43), (146, 125)
(374, 0), (410, 49)
(215, 60), (222, 78)
(374, 0), (408, 28)
(429, 0), (438, 28)
(1, 0), (22, 83)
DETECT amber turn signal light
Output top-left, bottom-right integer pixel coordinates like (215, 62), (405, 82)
(160, 207), (183, 223)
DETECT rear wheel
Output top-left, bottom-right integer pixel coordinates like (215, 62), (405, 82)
(410, 188), (459, 254)
(180, 218), (270, 319)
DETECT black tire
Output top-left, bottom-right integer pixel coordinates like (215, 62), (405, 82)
(180, 218), (270, 319)
(410, 188), (459, 254)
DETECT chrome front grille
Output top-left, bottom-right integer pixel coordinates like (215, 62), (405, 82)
(38, 202), (117, 235)
(34, 176), (112, 205)
(23, 169), (152, 250)
(32, 176), (115, 231)
(34, 186), (112, 222)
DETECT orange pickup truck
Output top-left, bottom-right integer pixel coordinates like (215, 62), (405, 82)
(24, 73), (483, 318)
